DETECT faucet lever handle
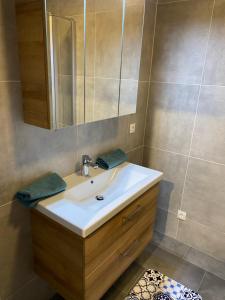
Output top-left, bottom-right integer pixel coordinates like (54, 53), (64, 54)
(82, 154), (92, 164)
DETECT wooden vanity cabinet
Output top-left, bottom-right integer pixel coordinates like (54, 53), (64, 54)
(31, 183), (159, 300)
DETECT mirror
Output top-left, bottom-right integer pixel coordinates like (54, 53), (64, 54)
(45, 0), (145, 128)
(85, 1), (124, 123)
(120, 0), (145, 116)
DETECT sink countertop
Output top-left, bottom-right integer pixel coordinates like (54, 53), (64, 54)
(35, 162), (163, 237)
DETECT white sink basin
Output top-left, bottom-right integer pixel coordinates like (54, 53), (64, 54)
(36, 162), (163, 237)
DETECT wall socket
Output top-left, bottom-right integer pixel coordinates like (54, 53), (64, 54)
(177, 210), (186, 221)
(130, 123), (136, 134)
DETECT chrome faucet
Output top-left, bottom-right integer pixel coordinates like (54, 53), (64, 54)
(81, 155), (98, 177)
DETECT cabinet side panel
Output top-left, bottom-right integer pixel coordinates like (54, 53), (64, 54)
(15, 0), (51, 129)
(31, 210), (84, 300)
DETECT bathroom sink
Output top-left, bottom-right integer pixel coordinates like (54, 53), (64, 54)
(36, 162), (163, 237)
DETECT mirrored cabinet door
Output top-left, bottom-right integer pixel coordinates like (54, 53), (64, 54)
(85, 0), (124, 123)
(46, 0), (85, 128)
(15, 0), (145, 129)
(119, 0), (145, 116)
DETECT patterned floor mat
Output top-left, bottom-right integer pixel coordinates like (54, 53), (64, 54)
(125, 269), (202, 300)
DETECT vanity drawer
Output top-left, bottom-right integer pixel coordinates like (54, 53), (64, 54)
(85, 184), (159, 274)
(85, 228), (152, 300)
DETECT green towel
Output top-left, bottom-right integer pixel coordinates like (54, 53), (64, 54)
(96, 149), (128, 170)
(16, 173), (67, 208)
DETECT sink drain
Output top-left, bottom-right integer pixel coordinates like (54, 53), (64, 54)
(96, 195), (104, 201)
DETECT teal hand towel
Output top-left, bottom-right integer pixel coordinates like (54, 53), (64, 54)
(16, 173), (67, 208)
(96, 149), (128, 170)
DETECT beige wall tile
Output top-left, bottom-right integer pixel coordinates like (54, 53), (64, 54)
(57, 0), (86, 16)
(85, 13), (95, 77)
(127, 146), (144, 165)
(0, 202), (34, 299)
(95, 9), (122, 78)
(94, 0), (123, 12)
(152, 0), (213, 84)
(145, 82), (199, 154)
(121, 4), (144, 80)
(6, 276), (54, 300)
(119, 79), (139, 116)
(71, 14), (84, 77)
(93, 78), (119, 121)
(191, 85), (225, 164)
(143, 147), (188, 213)
(182, 158), (225, 233)
(204, 0), (225, 85)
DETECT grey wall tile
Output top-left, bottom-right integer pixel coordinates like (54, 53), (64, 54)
(151, 0), (213, 84)
(125, 81), (149, 151)
(177, 218), (225, 262)
(154, 208), (178, 239)
(152, 231), (190, 259)
(139, 0), (157, 81)
(191, 85), (225, 164)
(182, 158), (225, 233)
(204, 0), (225, 85)
(143, 147), (188, 213)
(184, 248), (225, 281)
(198, 272), (225, 300)
(145, 82), (199, 154)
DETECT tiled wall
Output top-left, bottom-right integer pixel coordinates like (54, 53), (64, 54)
(144, 0), (225, 263)
(0, 0), (157, 299)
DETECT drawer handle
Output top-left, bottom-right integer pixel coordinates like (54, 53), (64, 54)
(122, 205), (143, 224)
(120, 239), (139, 258)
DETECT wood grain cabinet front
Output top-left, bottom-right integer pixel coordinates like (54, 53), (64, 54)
(31, 183), (159, 300)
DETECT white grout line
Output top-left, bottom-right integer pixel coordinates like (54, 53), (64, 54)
(150, 80), (225, 89)
(176, 0), (217, 239)
(126, 144), (144, 154)
(145, 145), (225, 167)
(158, 0), (192, 5)
(189, 155), (225, 167)
(0, 80), (20, 83)
(0, 200), (18, 210)
(142, 0), (159, 148)
(147, 145), (188, 158)
(150, 80), (200, 86)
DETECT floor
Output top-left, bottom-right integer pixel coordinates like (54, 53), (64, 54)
(52, 243), (225, 300)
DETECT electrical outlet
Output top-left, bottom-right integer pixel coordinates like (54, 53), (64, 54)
(177, 210), (186, 221)
(130, 123), (136, 134)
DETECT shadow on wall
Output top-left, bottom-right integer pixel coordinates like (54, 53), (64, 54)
(154, 180), (174, 236)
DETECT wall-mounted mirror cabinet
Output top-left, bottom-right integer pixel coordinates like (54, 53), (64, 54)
(15, 0), (145, 129)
